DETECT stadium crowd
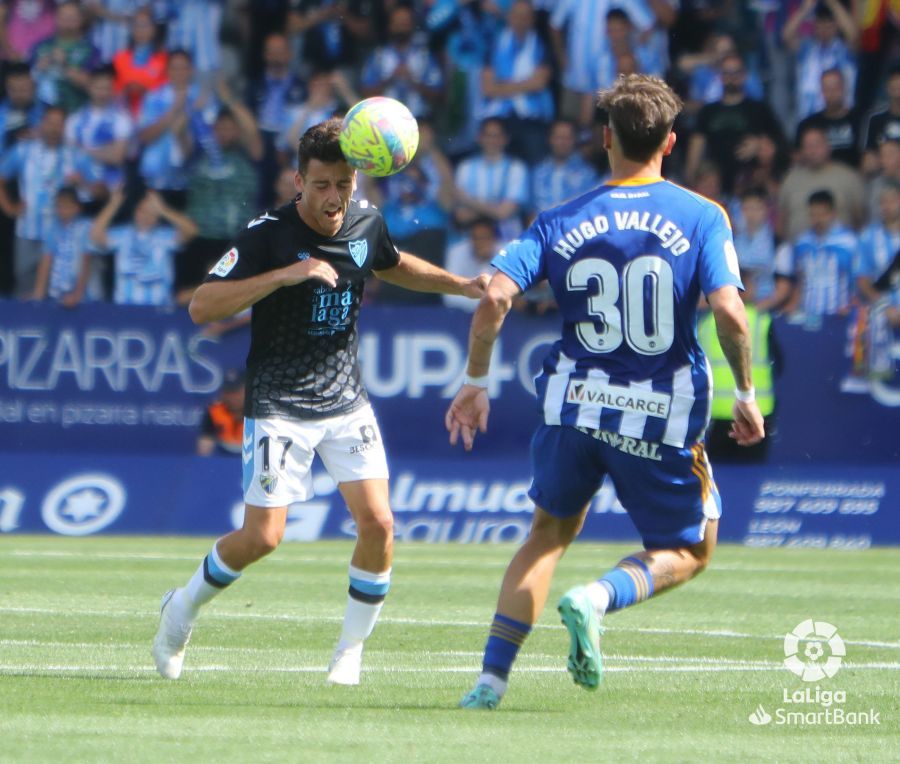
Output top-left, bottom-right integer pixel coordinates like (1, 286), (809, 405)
(0, 0), (898, 363)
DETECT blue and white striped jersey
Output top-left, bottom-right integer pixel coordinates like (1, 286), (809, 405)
(0, 139), (81, 239)
(789, 224), (857, 315)
(531, 154), (600, 215)
(795, 37), (857, 121)
(493, 178), (742, 449)
(164, 0), (223, 73)
(478, 28), (554, 121)
(107, 224), (178, 305)
(455, 153), (529, 240)
(550, 0), (610, 93)
(65, 104), (134, 188)
(42, 217), (93, 299)
(857, 222), (900, 283)
(361, 44), (443, 119)
(90, 0), (149, 62)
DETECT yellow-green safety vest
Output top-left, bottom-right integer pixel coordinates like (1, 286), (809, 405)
(697, 305), (774, 419)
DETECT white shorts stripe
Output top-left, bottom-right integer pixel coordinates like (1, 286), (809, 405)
(661, 364), (695, 449)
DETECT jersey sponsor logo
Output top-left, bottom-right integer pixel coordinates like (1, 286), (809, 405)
(310, 285), (353, 331)
(349, 239), (368, 267)
(211, 247), (239, 277)
(566, 378), (671, 417)
(247, 212), (278, 228)
(576, 426), (663, 461)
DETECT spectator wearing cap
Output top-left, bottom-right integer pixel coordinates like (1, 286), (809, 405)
(795, 67), (862, 168)
(197, 369), (245, 456)
(783, 0), (858, 123)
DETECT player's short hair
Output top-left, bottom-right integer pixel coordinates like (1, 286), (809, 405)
(596, 74), (683, 163)
(297, 118), (346, 174)
(808, 189), (835, 208)
(739, 185), (768, 203)
(55, 186), (80, 204)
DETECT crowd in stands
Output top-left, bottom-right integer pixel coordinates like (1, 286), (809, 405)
(0, 0), (899, 371)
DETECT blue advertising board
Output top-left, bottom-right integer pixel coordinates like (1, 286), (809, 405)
(0, 453), (895, 548)
(1, 302), (898, 463)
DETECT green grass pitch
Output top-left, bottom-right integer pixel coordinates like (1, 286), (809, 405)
(1, 536), (897, 763)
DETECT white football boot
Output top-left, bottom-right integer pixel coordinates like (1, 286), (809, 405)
(152, 589), (193, 679)
(326, 642), (363, 685)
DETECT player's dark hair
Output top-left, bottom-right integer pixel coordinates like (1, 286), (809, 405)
(739, 185), (768, 203)
(297, 118), (346, 174)
(4, 62), (31, 79)
(820, 67), (844, 83)
(606, 8), (630, 24)
(55, 185), (80, 203)
(813, 2), (834, 21)
(90, 63), (116, 79)
(808, 189), (835, 208)
(596, 74), (683, 163)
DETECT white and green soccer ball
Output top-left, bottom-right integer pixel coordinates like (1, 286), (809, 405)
(339, 97), (419, 178)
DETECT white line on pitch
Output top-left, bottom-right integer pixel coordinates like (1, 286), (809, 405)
(2, 606), (898, 650)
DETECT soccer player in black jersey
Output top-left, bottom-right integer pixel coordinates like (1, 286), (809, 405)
(153, 119), (488, 684)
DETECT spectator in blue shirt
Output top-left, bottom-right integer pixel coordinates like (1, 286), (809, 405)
(783, 189), (859, 319)
(31, 185), (94, 306)
(64, 64), (134, 204)
(453, 117), (530, 242)
(90, 187), (198, 306)
(477, 0), (554, 165)
(361, 4), (443, 119)
(733, 186), (778, 306)
(531, 119), (599, 216)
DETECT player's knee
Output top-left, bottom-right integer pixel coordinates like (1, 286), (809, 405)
(246, 526), (283, 560)
(355, 510), (394, 547)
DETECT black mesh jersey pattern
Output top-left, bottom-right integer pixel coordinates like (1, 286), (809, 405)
(205, 199), (401, 420)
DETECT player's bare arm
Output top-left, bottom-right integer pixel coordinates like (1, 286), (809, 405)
(374, 250), (489, 297)
(189, 258), (339, 324)
(446, 272), (519, 451)
(707, 284), (766, 446)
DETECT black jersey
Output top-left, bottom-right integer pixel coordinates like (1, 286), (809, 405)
(205, 199), (401, 420)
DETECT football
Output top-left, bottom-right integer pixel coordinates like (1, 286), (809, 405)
(339, 97), (419, 177)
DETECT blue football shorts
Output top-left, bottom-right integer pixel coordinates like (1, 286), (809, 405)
(527, 424), (721, 549)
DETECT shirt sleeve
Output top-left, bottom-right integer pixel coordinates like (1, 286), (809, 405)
(697, 202), (744, 296)
(372, 215), (402, 271)
(491, 221), (547, 292)
(204, 220), (270, 282)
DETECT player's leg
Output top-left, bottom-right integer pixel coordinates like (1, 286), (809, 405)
(460, 505), (587, 709)
(559, 441), (721, 690)
(461, 425), (603, 709)
(315, 405), (392, 685)
(152, 417), (316, 679)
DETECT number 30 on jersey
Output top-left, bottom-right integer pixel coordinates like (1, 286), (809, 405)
(567, 255), (674, 356)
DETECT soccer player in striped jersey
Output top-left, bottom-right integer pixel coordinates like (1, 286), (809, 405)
(447, 74), (766, 709)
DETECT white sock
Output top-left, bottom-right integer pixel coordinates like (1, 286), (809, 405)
(337, 565), (391, 649)
(177, 543), (241, 620)
(585, 581), (611, 617)
(477, 671), (508, 697)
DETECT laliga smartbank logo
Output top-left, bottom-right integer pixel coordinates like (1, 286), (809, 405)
(747, 620), (880, 727)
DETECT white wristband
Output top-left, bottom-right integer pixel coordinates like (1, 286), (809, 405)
(464, 374), (489, 389)
(734, 386), (756, 403)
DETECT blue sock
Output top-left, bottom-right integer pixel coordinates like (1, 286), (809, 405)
(482, 613), (531, 680)
(598, 556), (654, 612)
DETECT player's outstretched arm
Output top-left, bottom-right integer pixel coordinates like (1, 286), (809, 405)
(188, 258), (338, 324)
(707, 285), (766, 446)
(446, 272), (519, 451)
(374, 251), (489, 298)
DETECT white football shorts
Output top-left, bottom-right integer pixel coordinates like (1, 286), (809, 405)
(242, 404), (389, 508)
